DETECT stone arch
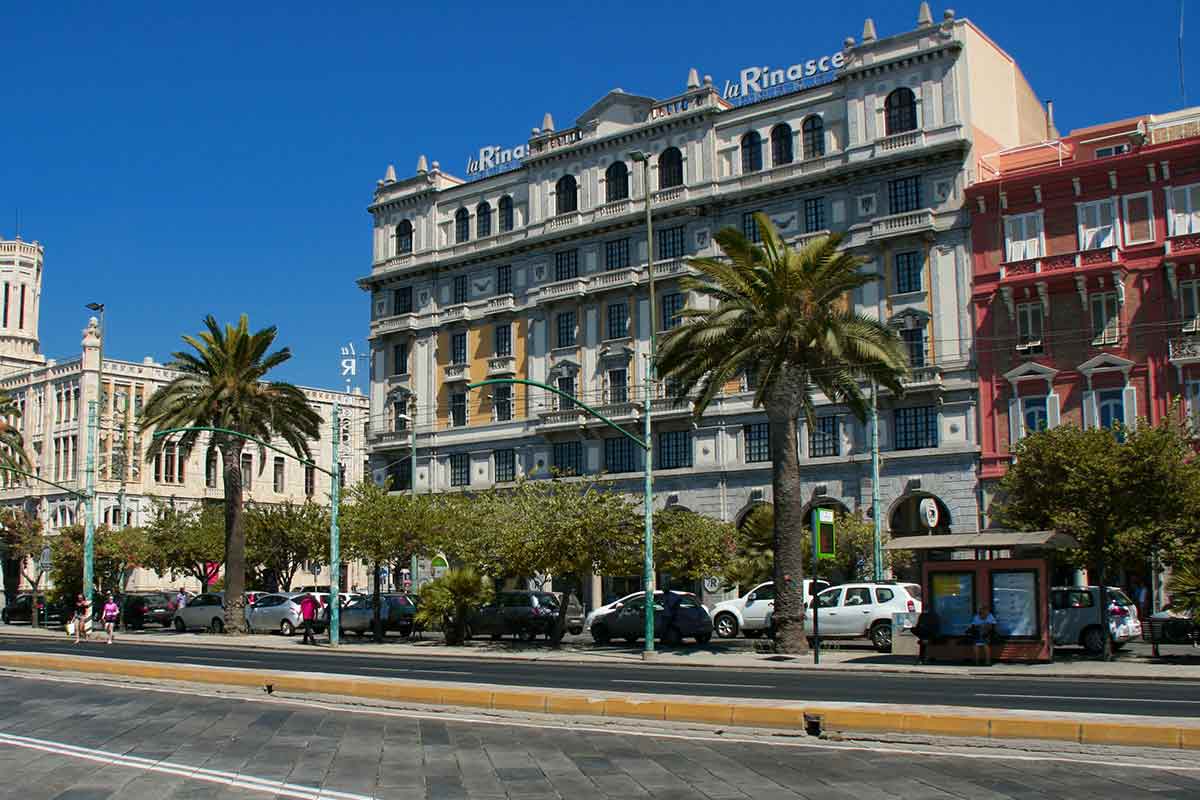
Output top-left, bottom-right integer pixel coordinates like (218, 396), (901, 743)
(887, 492), (952, 536)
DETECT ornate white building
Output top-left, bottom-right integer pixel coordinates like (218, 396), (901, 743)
(360, 8), (1053, 601)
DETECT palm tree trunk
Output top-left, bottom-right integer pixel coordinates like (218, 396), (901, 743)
(220, 440), (249, 633)
(767, 372), (809, 655)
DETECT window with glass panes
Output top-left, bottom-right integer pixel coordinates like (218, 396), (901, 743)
(1090, 292), (1120, 344)
(604, 436), (636, 473)
(605, 162), (629, 202)
(1004, 212), (1044, 262)
(273, 457), (285, 492)
(452, 275), (468, 305)
(555, 250), (578, 280)
(450, 392), (467, 427)
(658, 226), (685, 259)
(396, 220), (413, 253)
(451, 332), (467, 364)
(394, 287), (413, 315)
(1077, 200), (1116, 250)
(1168, 183), (1200, 235)
(802, 115), (825, 158)
(556, 311), (576, 348)
(900, 327), (925, 367)
(743, 211), (762, 242)
(1017, 302), (1044, 350)
(392, 342), (409, 375)
(241, 452), (253, 489)
(808, 417), (839, 457)
(1182, 280), (1200, 329)
(499, 196), (514, 231)
(894, 251), (922, 293)
(556, 376), (575, 409)
(455, 209), (469, 243)
(494, 323), (511, 356)
(661, 293), (685, 330)
(657, 430), (692, 469)
(741, 131), (763, 173)
(393, 400), (407, 432)
(552, 441), (583, 475)
(493, 384), (512, 421)
(476, 203), (491, 238)
(888, 176), (921, 214)
(605, 238), (630, 270)
(894, 406), (938, 450)
(744, 422), (770, 463)
(304, 464), (315, 496)
(606, 301), (628, 340)
(1022, 396), (1048, 435)
(608, 368), (627, 403)
(804, 197), (825, 233)
(494, 449), (516, 482)
(496, 265), (512, 295)
(449, 453), (470, 486)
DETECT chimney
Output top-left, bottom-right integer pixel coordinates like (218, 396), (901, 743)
(862, 18), (877, 42)
(1045, 100), (1055, 139)
(917, 2), (933, 27)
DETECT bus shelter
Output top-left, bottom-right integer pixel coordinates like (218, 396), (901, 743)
(885, 531), (1079, 663)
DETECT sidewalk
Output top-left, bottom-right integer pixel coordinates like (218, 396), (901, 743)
(5, 622), (1199, 679)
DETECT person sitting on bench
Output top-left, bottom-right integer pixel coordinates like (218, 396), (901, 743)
(968, 605), (997, 666)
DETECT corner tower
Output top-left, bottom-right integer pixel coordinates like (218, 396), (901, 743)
(0, 236), (45, 374)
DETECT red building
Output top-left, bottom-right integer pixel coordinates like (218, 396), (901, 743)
(968, 108), (1200, 516)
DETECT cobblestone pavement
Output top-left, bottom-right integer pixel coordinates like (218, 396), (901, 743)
(0, 676), (1198, 799)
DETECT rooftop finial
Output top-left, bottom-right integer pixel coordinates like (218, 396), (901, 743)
(687, 67), (700, 89)
(384, 164), (397, 183)
(416, 155), (428, 174)
(431, 160), (440, 172)
(918, 2), (933, 27)
(862, 18), (877, 42)
(542, 112), (555, 132)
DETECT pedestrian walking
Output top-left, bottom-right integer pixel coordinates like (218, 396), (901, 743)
(72, 593), (89, 643)
(299, 593), (317, 644)
(102, 594), (120, 645)
(175, 587), (189, 612)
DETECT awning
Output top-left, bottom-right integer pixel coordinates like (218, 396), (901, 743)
(883, 530), (1078, 551)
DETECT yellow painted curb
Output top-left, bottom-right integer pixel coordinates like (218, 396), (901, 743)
(4, 652), (1199, 751)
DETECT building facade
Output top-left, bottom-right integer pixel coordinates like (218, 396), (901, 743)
(361, 7), (1052, 599)
(0, 246), (370, 593)
(968, 107), (1200, 515)
(0, 238), (46, 376)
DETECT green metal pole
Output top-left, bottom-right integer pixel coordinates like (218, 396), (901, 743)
(329, 403), (341, 646)
(871, 379), (882, 582)
(642, 155), (657, 657)
(811, 507), (820, 665)
(83, 400), (97, 619)
(410, 396), (418, 591)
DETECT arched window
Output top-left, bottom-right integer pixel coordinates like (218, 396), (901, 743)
(741, 131), (763, 173)
(658, 147), (684, 189)
(476, 201), (492, 238)
(395, 220), (413, 254)
(556, 175), (578, 215)
(802, 116), (825, 159)
(455, 208), (470, 244)
(885, 87), (918, 136)
(605, 162), (629, 203)
(499, 195), (514, 232)
(770, 124), (793, 166)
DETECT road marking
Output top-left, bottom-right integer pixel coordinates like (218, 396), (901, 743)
(0, 732), (377, 799)
(358, 667), (472, 676)
(7, 671), (1200, 774)
(977, 693), (1200, 705)
(194, 657), (252, 664)
(613, 679), (774, 689)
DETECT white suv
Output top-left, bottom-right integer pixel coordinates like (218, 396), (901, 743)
(711, 579), (829, 639)
(805, 582), (922, 651)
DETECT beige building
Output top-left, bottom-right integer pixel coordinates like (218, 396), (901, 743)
(0, 237), (369, 595)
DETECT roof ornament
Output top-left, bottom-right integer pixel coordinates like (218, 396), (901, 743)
(384, 164), (397, 183)
(862, 18), (877, 42)
(430, 160), (440, 173)
(687, 67), (700, 89)
(703, 74), (713, 86)
(416, 155), (428, 174)
(542, 112), (555, 133)
(918, 2), (933, 27)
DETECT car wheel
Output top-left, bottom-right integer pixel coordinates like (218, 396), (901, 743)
(210, 618), (225, 634)
(568, 627), (582, 636)
(591, 625), (611, 645)
(517, 627), (537, 643)
(870, 621), (892, 652)
(173, 618), (186, 633)
(1082, 626), (1106, 656)
(280, 620), (295, 637)
(713, 613), (739, 639)
(696, 633), (712, 645)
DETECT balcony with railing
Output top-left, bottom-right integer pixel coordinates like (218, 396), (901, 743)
(439, 303), (469, 323)
(653, 186), (687, 205)
(546, 211), (582, 231)
(597, 199), (632, 218)
(486, 355), (517, 376)
(443, 363), (470, 383)
(593, 266), (639, 290)
(874, 130), (926, 155)
(1168, 335), (1200, 365)
(537, 276), (589, 302)
(485, 294), (516, 315)
(869, 209), (935, 241)
(901, 349), (945, 390)
(1166, 233), (1200, 255)
(369, 312), (419, 337)
(999, 247), (1119, 281)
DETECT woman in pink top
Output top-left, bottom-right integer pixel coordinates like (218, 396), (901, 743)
(102, 594), (120, 644)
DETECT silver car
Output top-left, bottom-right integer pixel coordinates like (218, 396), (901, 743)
(1051, 586), (1142, 655)
(245, 593), (305, 635)
(172, 592), (228, 633)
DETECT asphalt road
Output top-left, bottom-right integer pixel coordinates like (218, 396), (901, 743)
(2, 676), (1199, 800)
(2, 635), (1198, 718)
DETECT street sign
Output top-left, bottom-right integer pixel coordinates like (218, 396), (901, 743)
(814, 507), (836, 560)
(39, 546), (51, 572)
(919, 498), (939, 529)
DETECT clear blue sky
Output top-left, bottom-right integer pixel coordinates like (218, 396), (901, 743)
(2, 1), (1195, 389)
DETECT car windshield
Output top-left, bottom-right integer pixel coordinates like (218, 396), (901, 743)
(904, 584), (922, 602)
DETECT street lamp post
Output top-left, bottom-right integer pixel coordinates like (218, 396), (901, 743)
(83, 303), (104, 610)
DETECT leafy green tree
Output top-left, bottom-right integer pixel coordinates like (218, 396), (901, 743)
(140, 315), (323, 632)
(414, 567), (493, 645)
(145, 498), (225, 591)
(658, 216), (909, 652)
(49, 525), (148, 604)
(0, 509), (45, 606)
(246, 500), (328, 592)
(650, 508), (736, 581)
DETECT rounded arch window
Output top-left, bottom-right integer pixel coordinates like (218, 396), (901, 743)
(801, 116), (825, 159)
(885, 88), (918, 136)
(740, 131), (763, 173)
(555, 175), (578, 215)
(770, 124), (793, 166)
(658, 147), (684, 189)
(454, 208), (470, 244)
(605, 162), (629, 203)
(476, 201), (492, 238)
(395, 220), (413, 254)
(498, 195), (514, 232)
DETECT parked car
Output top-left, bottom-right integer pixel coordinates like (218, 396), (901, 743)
(1, 594), (66, 627)
(584, 589), (692, 635)
(1051, 586), (1142, 655)
(245, 593), (306, 635)
(172, 592), (229, 633)
(805, 582), (923, 651)
(339, 593), (418, 637)
(589, 591), (712, 645)
(710, 579), (829, 639)
(554, 592), (585, 636)
(468, 591), (565, 642)
(1143, 602), (1198, 652)
(121, 592), (175, 628)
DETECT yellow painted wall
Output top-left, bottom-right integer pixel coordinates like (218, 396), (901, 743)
(435, 328), (450, 430)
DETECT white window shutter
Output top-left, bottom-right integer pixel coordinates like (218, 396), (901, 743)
(1008, 397), (1022, 448)
(1047, 393), (1061, 428)
(1030, 214), (1043, 258)
(1082, 390), (1097, 429)
(1123, 385), (1138, 430)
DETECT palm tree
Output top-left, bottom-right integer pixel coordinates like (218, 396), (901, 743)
(0, 391), (30, 475)
(658, 213), (909, 653)
(141, 315), (322, 632)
